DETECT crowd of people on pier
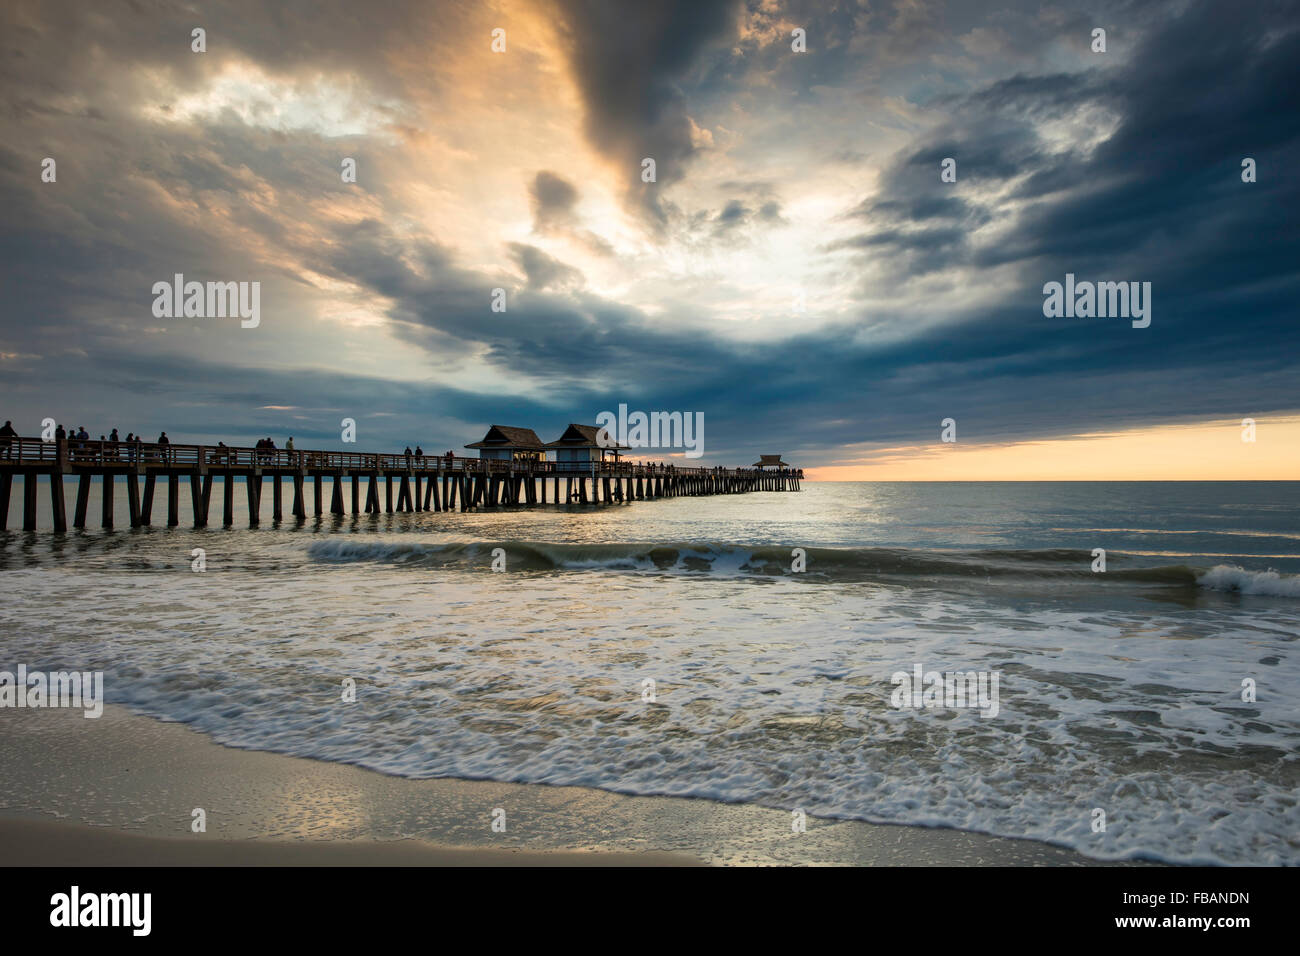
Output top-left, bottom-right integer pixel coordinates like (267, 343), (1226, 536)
(6, 424), (175, 462)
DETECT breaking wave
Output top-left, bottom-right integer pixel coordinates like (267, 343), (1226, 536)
(305, 539), (1299, 597)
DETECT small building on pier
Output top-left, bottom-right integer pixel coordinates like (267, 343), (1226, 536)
(752, 455), (789, 470)
(465, 425), (547, 462)
(545, 424), (630, 472)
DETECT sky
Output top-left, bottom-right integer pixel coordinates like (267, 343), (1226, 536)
(1, 0), (1296, 479)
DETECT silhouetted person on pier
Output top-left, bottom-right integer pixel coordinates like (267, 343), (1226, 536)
(0, 420), (14, 459)
(157, 432), (169, 444)
(414, 446), (423, 459)
(55, 424), (67, 441)
(109, 428), (119, 442)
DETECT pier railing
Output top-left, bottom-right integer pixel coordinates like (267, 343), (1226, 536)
(0, 436), (801, 480)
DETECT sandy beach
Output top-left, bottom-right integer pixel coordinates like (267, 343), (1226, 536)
(0, 705), (1148, 866)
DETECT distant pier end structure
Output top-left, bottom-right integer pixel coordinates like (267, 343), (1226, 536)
(752, 455), (798, 490)
(0, 431), (801, 531)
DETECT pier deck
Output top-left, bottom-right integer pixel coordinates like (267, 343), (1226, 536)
(0, 437), (801, 530)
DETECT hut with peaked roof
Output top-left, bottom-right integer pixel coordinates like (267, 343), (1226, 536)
(545, 423), (630, 472)
(465, 424), (547, 462)
(752, 454), (789, 469)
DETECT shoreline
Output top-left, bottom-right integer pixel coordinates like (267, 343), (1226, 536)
(0, 705), (1153, 866)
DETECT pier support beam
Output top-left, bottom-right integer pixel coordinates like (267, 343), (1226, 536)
(170, 474), (182, 526)
(0, 472), (10, 529)
(223, 474), (235, 526)
(49, 473), (67, 532)
(273, 474), (283, 521)
(74, 474), (91, 529)
(126, 472), (141, 528)
(331, 474), (345, 515)
(141, 474), (155, 525)
(313, 474), (323, 515)
(100, 474), (113, 528)
(24, 471), (38, 530)
(248, 473), (262, 526)
(200, 476), (213, 526)
(292, 473), (305, 519)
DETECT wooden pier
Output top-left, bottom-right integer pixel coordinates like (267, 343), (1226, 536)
(0, 437), (802, 531)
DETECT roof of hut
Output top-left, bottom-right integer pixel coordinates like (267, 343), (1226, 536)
(543, 423), (631, 450)
(465, 424), (546, 451)
(752, 454), (789, 467)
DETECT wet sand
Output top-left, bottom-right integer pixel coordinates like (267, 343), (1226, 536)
(0, 705), (1151, 866)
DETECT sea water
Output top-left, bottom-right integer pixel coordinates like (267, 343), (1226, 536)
(1, 480), (1297, 864)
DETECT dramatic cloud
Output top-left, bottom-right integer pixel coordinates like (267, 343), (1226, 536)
(0, 0), (1295, 473)
(551, 0), (742, 226)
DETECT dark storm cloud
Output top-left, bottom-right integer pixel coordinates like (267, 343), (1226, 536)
(833, 0), (1300, 402)
(529, 170), (579, 232)
(551, 0), (742, 226)
(526, 170), (615, 256)
(704, 196), (787, 241)
(508, 243), (584, 291)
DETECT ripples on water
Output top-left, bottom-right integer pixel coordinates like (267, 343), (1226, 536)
(2, 481), (1297, 863)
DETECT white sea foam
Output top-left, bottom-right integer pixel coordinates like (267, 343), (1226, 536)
(1, 562), (1296, 866)
(1198, 564), (1300, 598)
(5, 483), (1298, 863)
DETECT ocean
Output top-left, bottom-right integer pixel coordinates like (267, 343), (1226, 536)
(2, 479), (1297, 864)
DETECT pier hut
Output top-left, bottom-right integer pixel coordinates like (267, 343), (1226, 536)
(464, 425), (546, 462)
(752, 455), (789, 469)
(544, 424), (630, 473)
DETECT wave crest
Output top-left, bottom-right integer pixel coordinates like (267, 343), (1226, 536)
(302, 539), (1300, 595)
